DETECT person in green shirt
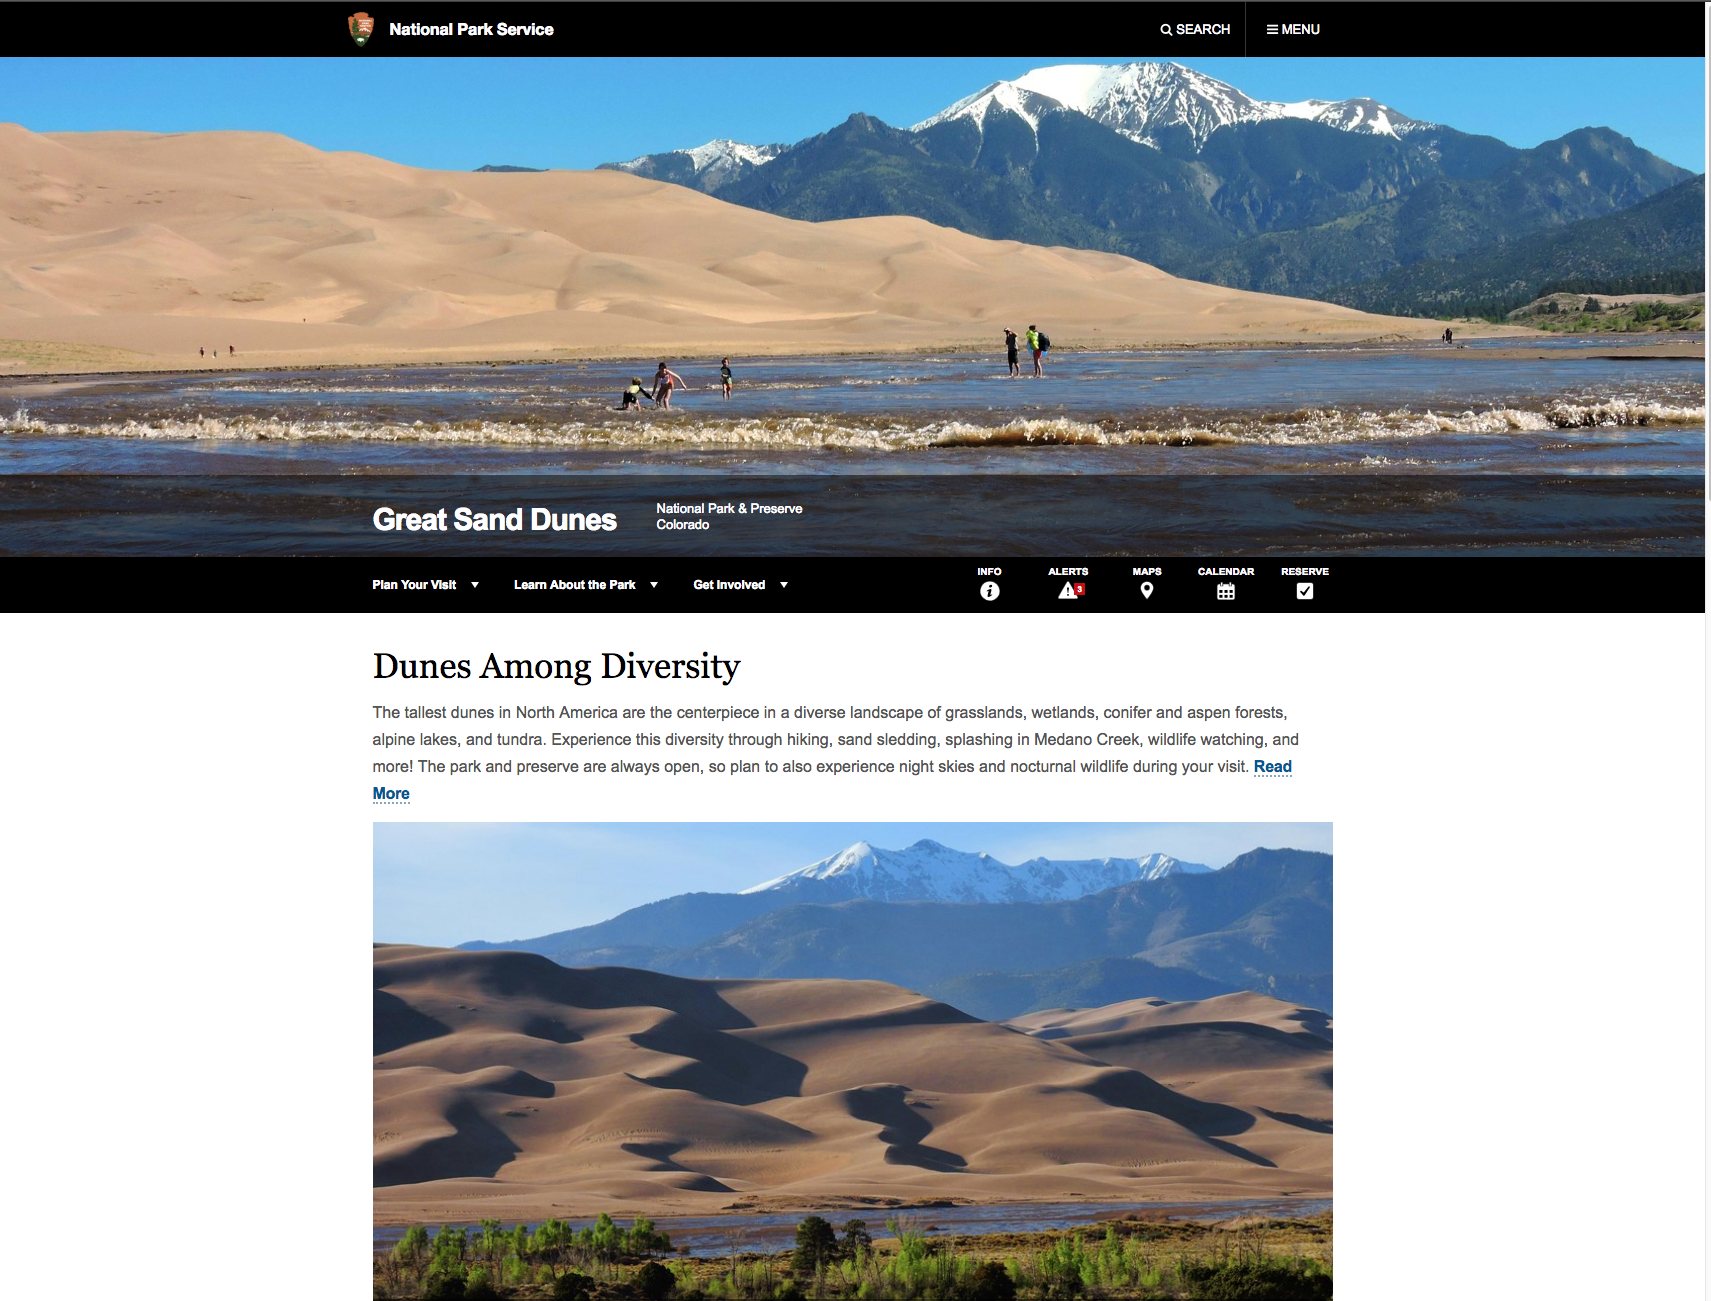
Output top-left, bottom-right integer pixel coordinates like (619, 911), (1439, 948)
(1026, 325), (1043, 377)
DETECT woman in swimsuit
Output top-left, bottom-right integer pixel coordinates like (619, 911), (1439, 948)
(653, 362), (687, 409)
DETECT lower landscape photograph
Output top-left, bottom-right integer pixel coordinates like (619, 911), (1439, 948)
(374, 823), (1333, 1300)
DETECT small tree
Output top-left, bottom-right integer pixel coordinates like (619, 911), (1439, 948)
(629, 1215), (673, 1257)
(792, 1217), (838, 1276)
(591, 1212), (623, 1261)
(394, 1226), (431, 1269)
(838, 1221), (872, 1261)
(722, 1222), (751, 1286)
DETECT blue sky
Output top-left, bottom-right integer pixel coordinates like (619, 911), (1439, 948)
(3, 57), (1702, 171)
(374, 821), (1333, 946)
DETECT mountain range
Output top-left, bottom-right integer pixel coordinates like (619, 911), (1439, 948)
(593, 61), (1699, 314)
(1330, 173), (1707, 317)
(741, 838), (1211, 902)
(461, 843), (1331, 1018)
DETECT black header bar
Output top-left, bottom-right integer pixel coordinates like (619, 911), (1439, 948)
(9, 3), (1702, 58)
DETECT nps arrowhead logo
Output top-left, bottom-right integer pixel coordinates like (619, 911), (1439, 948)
(349, 12), (375, 46)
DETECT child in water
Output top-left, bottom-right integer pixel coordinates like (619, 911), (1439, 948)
(653, 362), (687, 408)
(620, 377), (651, 411)
(720, 358), (733, 399)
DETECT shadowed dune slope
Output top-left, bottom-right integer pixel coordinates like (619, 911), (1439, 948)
(374, 946), (1329, 1222)
(3, 122), (1473, 371)
(1009, 994), (1333, 1142)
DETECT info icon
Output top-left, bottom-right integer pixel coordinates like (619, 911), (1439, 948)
(979, 580), (1001, 602)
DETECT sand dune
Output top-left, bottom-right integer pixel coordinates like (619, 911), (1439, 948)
(373, 946), (1329, 1223)
(3, 122), (1485, 373)
(1009, 994), (1333, 1147)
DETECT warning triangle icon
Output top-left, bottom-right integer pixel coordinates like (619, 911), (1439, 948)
(1058, 582), (1079, 600)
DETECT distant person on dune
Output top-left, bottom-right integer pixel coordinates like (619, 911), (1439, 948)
(229, 344), (235, 355)
(720, 357), (733, 399)
(199, 347), (204, 358)
(1004, 329), (1020, 377)
(652, 362), (687, 409)
(1026, 325), (1044, 377)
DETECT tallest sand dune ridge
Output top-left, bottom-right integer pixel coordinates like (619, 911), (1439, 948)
(1, 122), (1465, 372)
(374, 945), (1331, 1223)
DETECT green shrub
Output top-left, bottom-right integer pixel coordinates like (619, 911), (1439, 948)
(1179, 1258), (1332, 1301)
(554, 1271), (594, 1301)
(636, 1261), (677, 1301)
(961, 1260), (1017, 1301)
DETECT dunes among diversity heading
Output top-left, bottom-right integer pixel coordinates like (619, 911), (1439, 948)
(375, 945), (1332, 1222)
(0, 122), (1454, 371)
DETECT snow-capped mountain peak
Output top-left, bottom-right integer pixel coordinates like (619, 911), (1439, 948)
(610, 138), (784, 189)
(682, 139), (782, 171)
(914, 80), (1072, 135)
(740, 840), (1214, 904)
(914, 61), (1428, 151)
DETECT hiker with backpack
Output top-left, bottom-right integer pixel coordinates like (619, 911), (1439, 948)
(1026, 325), (1050, 377)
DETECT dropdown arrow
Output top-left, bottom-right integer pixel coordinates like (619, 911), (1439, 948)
(471, 581), (479, 587)
(781, 581), (789, 588)
(650, 581), (658, 588)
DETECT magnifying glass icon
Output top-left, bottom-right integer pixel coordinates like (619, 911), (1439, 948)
(1159, 22), (1172, 33)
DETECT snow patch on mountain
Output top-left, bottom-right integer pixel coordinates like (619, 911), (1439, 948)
(915, 81), (1074, 135)
(741, 839), (1214, 904)
(915, 62), (1428, 151)
(612, 139), (784, 188)
(682, 139), (784, 171)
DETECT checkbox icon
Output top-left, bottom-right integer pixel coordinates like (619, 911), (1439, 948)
(1296, 583), (1314, 600)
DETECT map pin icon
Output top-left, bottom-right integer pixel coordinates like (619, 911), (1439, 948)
(1140, 582), (1154, 598)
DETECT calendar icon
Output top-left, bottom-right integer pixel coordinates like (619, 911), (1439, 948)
(1216, 582), (1236, 601)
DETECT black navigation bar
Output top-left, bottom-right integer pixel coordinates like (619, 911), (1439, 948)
(16, 3), (1702, 59)
(9, 557), (1703, 613)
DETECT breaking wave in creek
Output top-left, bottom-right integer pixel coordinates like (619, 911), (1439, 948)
(5, 399), (1699, 451)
